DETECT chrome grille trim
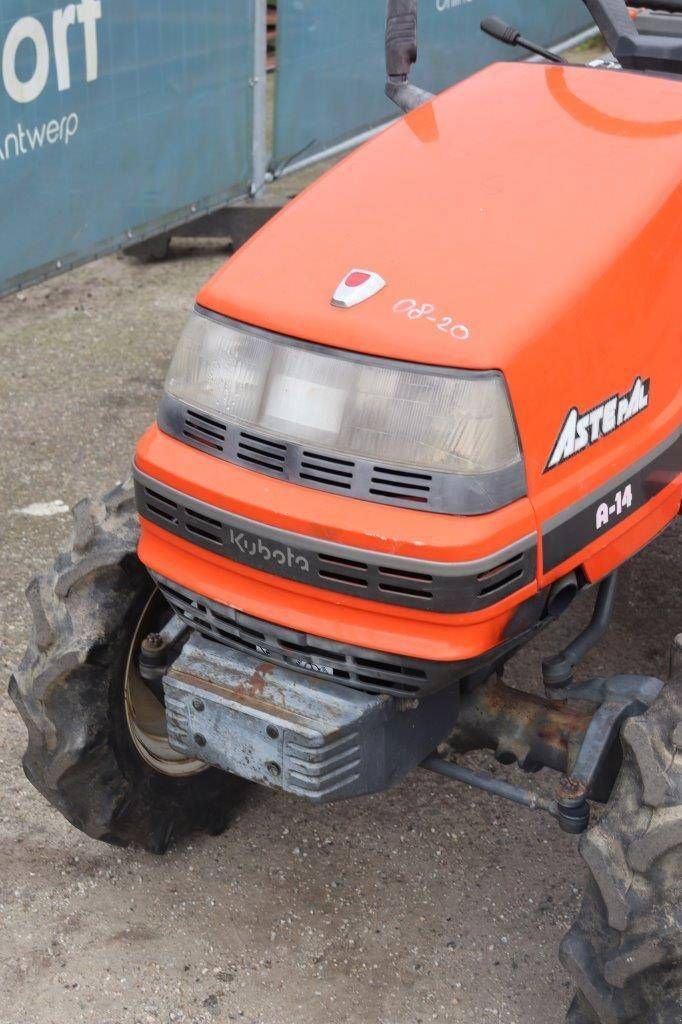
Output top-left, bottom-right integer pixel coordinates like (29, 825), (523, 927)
(134, 467), (537, 613)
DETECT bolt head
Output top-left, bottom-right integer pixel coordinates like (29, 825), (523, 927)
(194, 733), (207, 748)
(557, 776), (587, 803)
(143, 632), (164, 651)
(266, 761), (281, 778)
(192, 698), (205, 712)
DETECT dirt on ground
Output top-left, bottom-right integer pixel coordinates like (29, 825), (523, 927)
(0, 198), (679, 1024)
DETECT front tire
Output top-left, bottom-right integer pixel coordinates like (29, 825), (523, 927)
(561, 651), (682, 1023)
(9, 480), (244, 853)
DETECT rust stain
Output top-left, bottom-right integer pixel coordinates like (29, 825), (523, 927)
(170, 665), (306, 726)
(250, 661), (274, 694)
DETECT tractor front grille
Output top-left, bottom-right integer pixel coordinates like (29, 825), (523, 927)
(134, 470), (537, 614)
(153, 575), (461, 699)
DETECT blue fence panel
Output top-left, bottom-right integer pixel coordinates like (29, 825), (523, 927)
(274, 0), (593, 167)
(0, 1), (254, 296)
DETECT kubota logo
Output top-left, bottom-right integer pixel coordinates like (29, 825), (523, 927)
(545, 376), (650, 471)
(227, 527), (310, 573)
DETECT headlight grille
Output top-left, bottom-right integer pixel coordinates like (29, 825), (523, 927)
(159, 394), (525, 515)
(161, 309), (526, 515)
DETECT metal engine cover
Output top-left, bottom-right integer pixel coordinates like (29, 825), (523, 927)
(163, 635), (460, 802)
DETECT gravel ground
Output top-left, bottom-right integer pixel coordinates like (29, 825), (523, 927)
(0, 91), (679, 1023)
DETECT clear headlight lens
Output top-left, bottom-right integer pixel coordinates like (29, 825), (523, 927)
(165, 311), (521, 475)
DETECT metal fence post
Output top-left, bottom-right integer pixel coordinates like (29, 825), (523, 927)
(251, 0), (269, 196)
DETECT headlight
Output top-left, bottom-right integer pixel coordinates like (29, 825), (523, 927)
(165, 310), (523, 478)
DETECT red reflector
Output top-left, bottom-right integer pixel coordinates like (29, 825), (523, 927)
(345, 271), (371, 288)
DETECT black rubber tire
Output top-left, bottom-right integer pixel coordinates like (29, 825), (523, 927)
(8, 479), (245, 854)
(560, 666), (682, 1023)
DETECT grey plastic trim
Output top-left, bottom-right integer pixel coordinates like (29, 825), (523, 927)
(160, 307), (527, 517)
(543, 428), (681, 572)
(159, 393), (526, 517)
(134, 467), (537, 613)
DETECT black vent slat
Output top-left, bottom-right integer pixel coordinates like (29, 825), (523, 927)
(144, 487), (179, 524)
(239, 441), (286, 462)
(378, 566), (433, 583)
(318, 552), (368, 571)
(144, 487), (178, 511)
(184, 430), (224, 451)
(240, 430), (287, 451)
(146, 504), (177, 524)
(371, 477), (431, 493)
(238, 452), (285, 472)
(300, 472), (352, 489)
(185, 422), (224, 442)
(186, 508), (221, 529)
(300, 460), (353, 479)
(182, 409), (228, 452)
(186, 409), (227, 430)
(477, 552), (524, 582)
(235, 430), (288, 474)
(479, 568), (524, 597)
(185, 523), (222, 543)
(372, 465), (432, 481)
(369, 488), (428, 503)
(319, 570), (369, 588)
(185, 506), (222, 543)
(302, 450), (354, 467)
(355, 674), (418, 694)
(355, 656), (427, 679)
(369, 465), (432, 505)
(279, 638), (346, 663)
(379, 583), (433, 600)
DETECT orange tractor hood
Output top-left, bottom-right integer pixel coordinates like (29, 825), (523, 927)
(198, 61), (682, 374)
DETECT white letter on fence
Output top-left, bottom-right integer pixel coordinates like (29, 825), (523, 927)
(53, 5), (77, 92)
(76, 0), (102, 83)
(2, 17), (50, 104)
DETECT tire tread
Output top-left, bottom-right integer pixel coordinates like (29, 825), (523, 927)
(561, 676), (682, 1023)
(9, 479), (243, 853)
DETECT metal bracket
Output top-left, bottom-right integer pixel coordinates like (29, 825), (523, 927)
(430, 670), (664, 834)
(139, 614), (190, 683)
(550, 673), (664, 806)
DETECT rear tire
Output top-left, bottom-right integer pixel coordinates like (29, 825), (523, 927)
(8, 480), (245, 853)
(561, 656), (682, 1023)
